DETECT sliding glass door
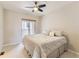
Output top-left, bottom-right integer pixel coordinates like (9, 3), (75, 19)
(22, 20), (36, 37)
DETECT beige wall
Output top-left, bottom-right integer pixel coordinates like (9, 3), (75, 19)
(0, 5), (4, 52)
(41, 2), (79, 52)
(4, 9), (41, 46)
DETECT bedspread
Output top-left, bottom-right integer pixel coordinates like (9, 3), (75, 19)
(23, 34), (67, 58)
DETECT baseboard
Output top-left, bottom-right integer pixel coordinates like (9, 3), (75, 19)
(68, 49), (79, 56)
(3, 41), (21, 47)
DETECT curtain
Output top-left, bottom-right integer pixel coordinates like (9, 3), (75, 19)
(22, 19), (36, 37)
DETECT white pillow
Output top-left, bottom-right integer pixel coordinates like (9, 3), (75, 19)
(49, 31), (55, 37)
(55, 31), (63, 36)
(42, 31), (47, 34)
(42, 30), (50, 35)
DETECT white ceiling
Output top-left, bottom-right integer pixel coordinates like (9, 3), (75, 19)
(0, 1), (73, 17)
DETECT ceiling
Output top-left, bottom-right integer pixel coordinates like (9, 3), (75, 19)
(0, 1), (73, 17)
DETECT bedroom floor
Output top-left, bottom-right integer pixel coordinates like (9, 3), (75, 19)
(0, 43), (79, 58)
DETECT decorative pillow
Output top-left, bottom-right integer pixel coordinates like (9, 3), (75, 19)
(42, 31), (49, 35)
(48, 31), (55, 37)
(55, 31), (63, 36)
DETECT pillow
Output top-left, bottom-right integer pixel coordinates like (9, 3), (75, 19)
(48, 31), (55, 37)
(42, 31), (49, 35)
(55, 31), (63, 36)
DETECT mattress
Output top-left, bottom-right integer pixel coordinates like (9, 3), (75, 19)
(23, 34), (67, 58)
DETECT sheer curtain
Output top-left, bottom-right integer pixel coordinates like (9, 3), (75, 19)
(22, 19), (36, 37)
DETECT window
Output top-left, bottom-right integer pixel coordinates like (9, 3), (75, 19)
(22, 19), (36, 37)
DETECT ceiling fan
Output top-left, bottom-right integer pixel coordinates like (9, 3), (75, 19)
(25, 1), (46, 12)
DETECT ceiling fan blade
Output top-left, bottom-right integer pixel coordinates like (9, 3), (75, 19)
(35, 1), (37, 5)
(32, 10), (34, 12)
(25, 6), (34, 8)
(38, 8), (43, 12)
(38, 4), (46, 8)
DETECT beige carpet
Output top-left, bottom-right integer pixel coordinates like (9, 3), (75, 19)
(0, 43), (79, 58)
(60, 51), (79, 58)
(0, 43), (29, 58)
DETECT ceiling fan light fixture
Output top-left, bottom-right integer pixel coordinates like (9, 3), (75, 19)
(33, 7), (38, 11)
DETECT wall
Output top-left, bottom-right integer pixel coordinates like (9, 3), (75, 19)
(41, 2), (79, 52)
(0, 5), (4, 52)
(4, 9), (41, 46)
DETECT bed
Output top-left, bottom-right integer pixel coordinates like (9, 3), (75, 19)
(23, 34), (67, 58)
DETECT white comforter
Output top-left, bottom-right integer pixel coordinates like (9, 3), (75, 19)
(23, 34), (67, 58)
